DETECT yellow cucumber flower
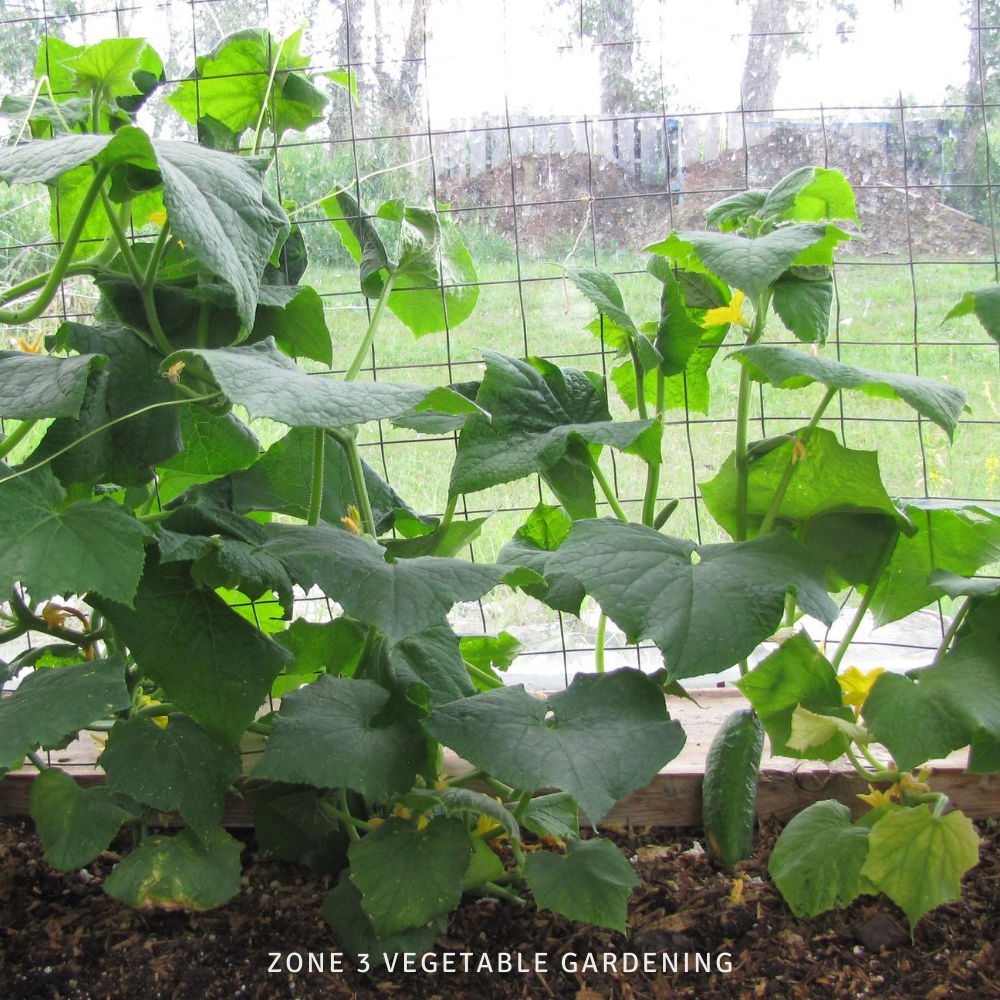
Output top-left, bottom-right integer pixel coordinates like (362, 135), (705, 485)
(837, 665), (885, 711)
(857, 783), (900, 808)
(702, 289), (749, 329)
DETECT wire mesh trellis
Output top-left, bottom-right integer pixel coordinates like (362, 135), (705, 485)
(1, 0), (999, 715)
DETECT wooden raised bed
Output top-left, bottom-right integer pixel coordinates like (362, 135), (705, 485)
(3, 688), (995, 827)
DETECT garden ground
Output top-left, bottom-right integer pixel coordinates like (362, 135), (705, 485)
(1, 815), (997, 1000)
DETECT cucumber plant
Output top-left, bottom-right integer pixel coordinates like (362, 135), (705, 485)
(0, 30), (689, 960)
(478, 167), (997, 930)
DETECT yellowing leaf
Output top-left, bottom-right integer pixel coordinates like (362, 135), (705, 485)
(787, 705), (868, 752)
(838, 666), (885, 710)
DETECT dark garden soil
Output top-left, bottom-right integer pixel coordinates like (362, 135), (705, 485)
(0, 815), (998, 1000)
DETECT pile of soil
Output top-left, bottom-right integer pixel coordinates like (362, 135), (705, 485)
(1, 815), (997, 999)
(438, 128), (996, 260)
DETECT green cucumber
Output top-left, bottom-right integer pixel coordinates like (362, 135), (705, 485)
(702, 707), (764, 866)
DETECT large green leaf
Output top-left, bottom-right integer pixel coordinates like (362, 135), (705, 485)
(248, 783), (348, 872)
(157, 406), (260, 477)
(768, 800), (869, 917)
(644, 224), (846, 300)
(0, 656), (131, 774)
(944, 284), (1000, 343)
(736, 633), (854, 761)
(324, 192), (479, 336)
(523, 837), (639, 933)
(250, 285), (332, 366)
(426, 668), (685, 823)
(261, 522), (506, 646)
(224, 426), (408, 533)
(30, 768), (132, 870)
(400, 787), (521, 848)
(100, 714), (241, 841)
(322, 877), (447, 967)
(701, 428), (900, 537)
(349, 817), (471, 937)
(0, 351), (106, 420)
(770, 269), (834, 343)
(868, 501), (1000, 626)
(253, 674), (427, 798)
(0, 464), (151, 606)
(566, 267), (639, 335)
(546, 519), (838, 680)
(35, 322), (182, 486)
(759, 167), (859, 226)
(732, 344), (967, 439)
(914, 606), (1000, 773)
(450, 352), (659, 516)
(153, 138), (288, 327)
(861, 805), (980, 929)
(161, 341), (429, 428)
(62, 37), (145, 100)
(652, 266), (708, 376)
(389, 621), (477, 706)
(104, 827), (243, 911)
(497, 504), (586, 615)
(522, 793), (580, 841)
(167, 28), (326, 142)
(0, 129), (288, 328)
(862, 672), (970, 772)
(91, 555), (289, 744)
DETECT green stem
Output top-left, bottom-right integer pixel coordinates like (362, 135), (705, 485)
(465, 661), (504, 690)
(0, 166), (110, 326)
(932, 598), (971, 665)
(27, 751), (49, 771)
(627, 336), (649, 420)
(511, 789), (533, 823)
(733, 295), (769, 542)
(100, 190), (173, 355)
(758, 387), (838, 536)
(640, 371), (665, 527)
(329, 428), (376, 536)
(0, 394), (221, 489)
(483, 881), (527, 906)
(251, 38), (288, 155)
(0, 261), (98, 306)
(316, 796), (375, 836)
(144, 222), (172, 286)
(587, 452), (628, 521)
(830, 534), (897, 672)
(0, 419), (37, 462)
(307, 428), (326, 527)
(845, 746), (882, 782)
(447, 767), (486, 788)
(857, 740), (891, 774)
(594, 612), (607, 674)
(345, 272), (397, 382)
(440, 494), (458, 532)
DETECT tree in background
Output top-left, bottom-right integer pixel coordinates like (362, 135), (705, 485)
(946, 0), (1000, 227)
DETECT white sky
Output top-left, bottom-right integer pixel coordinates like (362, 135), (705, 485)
(424, 0), (971, 120)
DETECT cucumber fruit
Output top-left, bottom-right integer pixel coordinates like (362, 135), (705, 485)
(702, 708), (764, 866)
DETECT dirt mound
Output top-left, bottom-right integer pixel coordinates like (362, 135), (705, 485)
(437, 136), (996, 260)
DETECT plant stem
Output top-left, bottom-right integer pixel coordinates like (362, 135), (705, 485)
(0, 419), (37, 462)
(511, 789), (532, 823)
(0, 394), (221, 489)
(132, 701), (177, 720)
(307, 428), (326, 527)
(440, 494), (458, 532)
(100, 190), (173, 355)
(733, 294), (769, 542)
(317, 795), (375, 836)
(627, 336), (649, 420)
(345, 273), (396, 382)
(328, 427), (376, 536)
(483, 881), (527, 905)
(830, 533), (897, 672)
(640, 373), (665, 527)
(251, 37), (287, 155)
(144, 222), (172, 286)
(587, 452), (628, 521)
(465, 661), (504, 690)
(27, 751), (49, 772)
(758, 387), (838, 536)
(594, 612), (607, 674)
(932, 598), (971, 665)
(0, 166), (110, 326)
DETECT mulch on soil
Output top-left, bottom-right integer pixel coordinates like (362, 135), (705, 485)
(1, 815), (997, 1000)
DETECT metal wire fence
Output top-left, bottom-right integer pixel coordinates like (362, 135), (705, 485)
(1, 0), (999, 695)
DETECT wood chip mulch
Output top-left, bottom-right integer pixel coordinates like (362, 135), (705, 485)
(0, 815), (997, 1000)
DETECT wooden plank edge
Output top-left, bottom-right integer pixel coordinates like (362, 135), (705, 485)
(3, 763), (997, 831)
